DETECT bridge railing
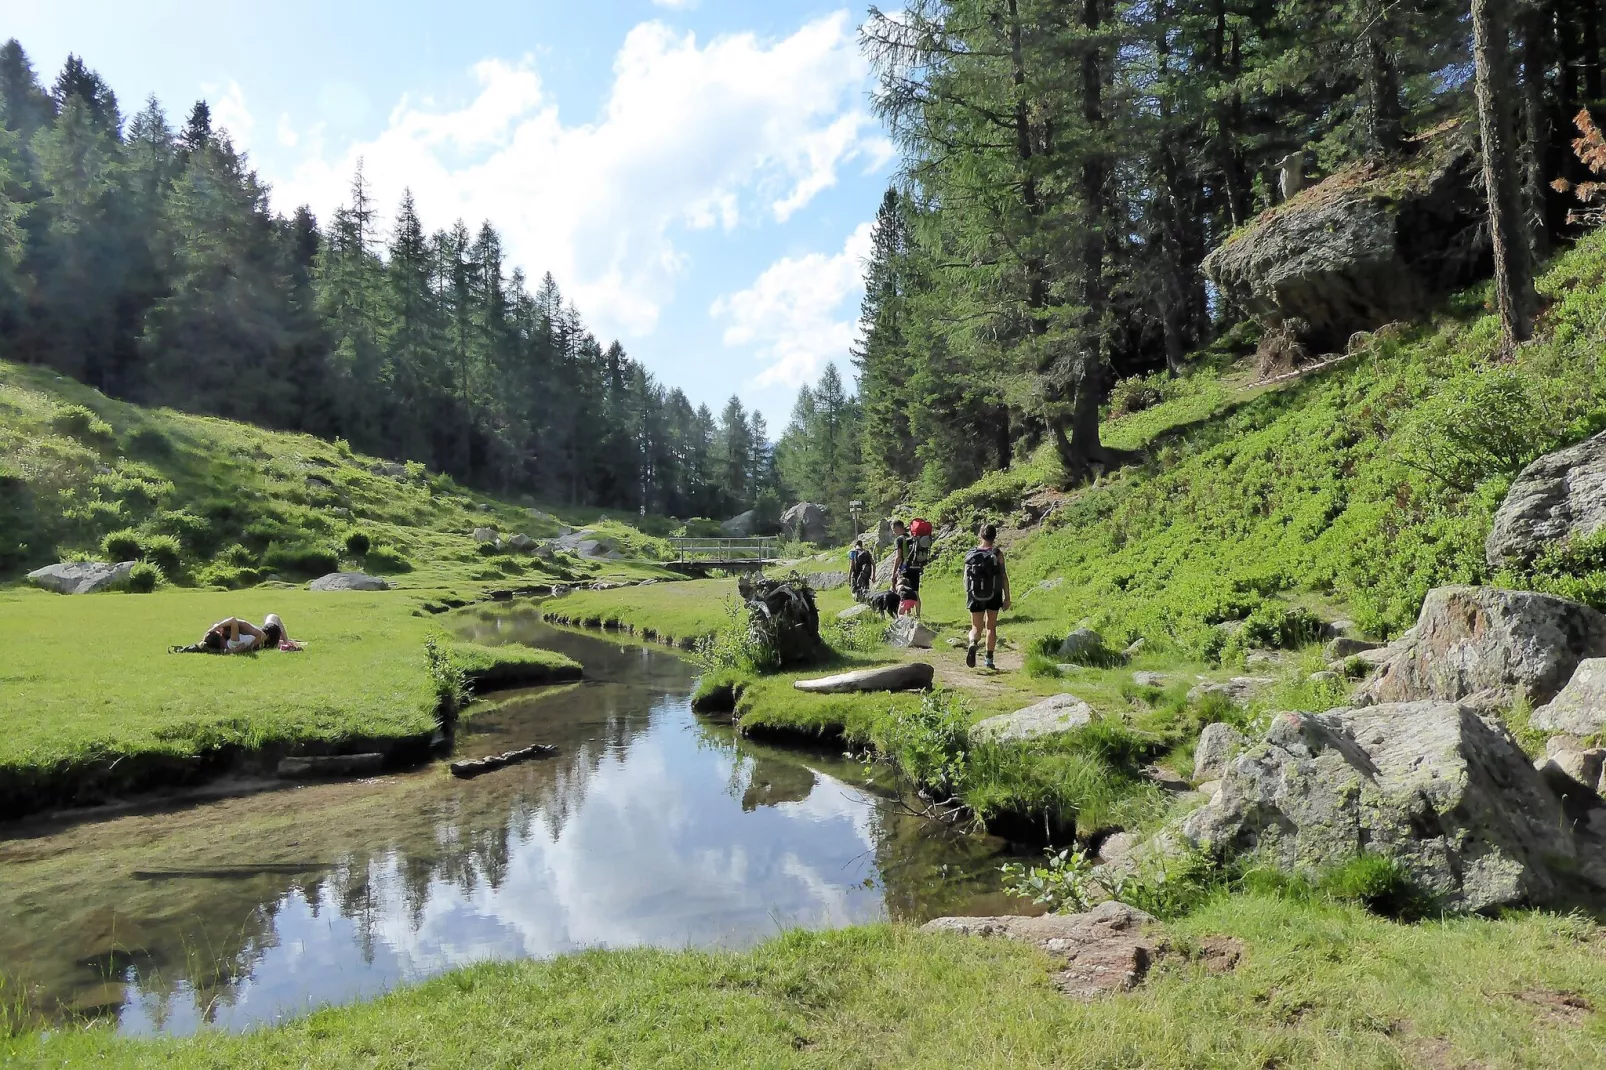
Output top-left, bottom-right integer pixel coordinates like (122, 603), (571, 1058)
(667, 537), (779, 565)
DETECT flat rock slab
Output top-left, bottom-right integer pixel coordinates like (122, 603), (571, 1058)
(308, 572), (391, 591)
(277, 753), (385, 779)
(1187, 677), (1273, 705)
(27, 560), (135, 595)
(793, 663), (934, 694)
(971, 694), (1093, 743)
(921, 901), (1161, 1000)
(837, 603), (874, 620)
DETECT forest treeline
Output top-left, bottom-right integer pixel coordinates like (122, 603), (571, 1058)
(766, 0), (1606, 530)
(0, 41), (788, 522)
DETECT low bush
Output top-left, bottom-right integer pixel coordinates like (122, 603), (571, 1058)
(870, 689), (972, 797)
(344, 530), (371, 557)
(51, 404), (112, 442)
(1315, 854), (1436, 921)
(196, 563), (264, 589)
(261, 543), (340, 576)
(127, 562), (160, 593)
(363, 546), (414, 573)
(142, 533), (183, 574)
(100, 528), (142, 562)
(125, 425), (172, 457)
(153, 509), (216, 549)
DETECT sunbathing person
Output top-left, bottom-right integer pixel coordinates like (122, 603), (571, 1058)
(180, 614), (299, 654)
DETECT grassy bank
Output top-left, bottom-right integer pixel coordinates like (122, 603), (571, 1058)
(8, 893), (1602, 1068)
(0, 588), (576, 816)
(543, 578), (738, 646)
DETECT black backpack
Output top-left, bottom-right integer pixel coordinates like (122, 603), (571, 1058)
(964, 547), (1001, 602)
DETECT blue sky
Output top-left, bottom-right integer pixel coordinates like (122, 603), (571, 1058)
(8, 0), (894, 428)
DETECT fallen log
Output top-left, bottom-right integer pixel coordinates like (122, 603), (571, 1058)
(449, 743), (558, 778)
(793, 662), (934, 694)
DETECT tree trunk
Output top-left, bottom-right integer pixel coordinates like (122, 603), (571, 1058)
(1473, 0), (1538, 348)
(1521, 4), (1551, 257)
(1585, 0), (1604, 102)
(1363, 0), (1404, 153)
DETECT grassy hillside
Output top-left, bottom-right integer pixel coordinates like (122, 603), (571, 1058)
(0, 359), (675, 591)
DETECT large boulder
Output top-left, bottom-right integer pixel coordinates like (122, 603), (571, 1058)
(860, 518), (895, 551)
(472, 526), (498, 544)
(971, 694), (1093, 743)
(793, 663), (934, 694)
(738, 575), (823, 668)
(1058, 628), (1112, 665)
(308, 572), (390, 592)
(1202, 123), (1483, 352)
(26, 560), (135, 595)
(721, 510), (758, 538)
(920, 902), (1161, 1000)
(1486, 431), (1606, 568)
(1177, 702), (1586, 912)
(1360, 586), (1606, 707)
(1192, 722), (1247, 781)
(1531, 658), (1606, 736)
(780, 502), (829, 544)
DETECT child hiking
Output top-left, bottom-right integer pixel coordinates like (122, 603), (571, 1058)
(964, 523), (1010, 669)
(891, 517), (934, 618)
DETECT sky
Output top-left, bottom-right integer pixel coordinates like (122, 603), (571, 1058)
(7, 0), (897, 429)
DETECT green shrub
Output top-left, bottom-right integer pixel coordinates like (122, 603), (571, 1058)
(261, 543), (340, 576)
(692, 598), (779, 674)
(476, 540), (501, 557)
(1232, 602), (1325, 653)
(820, 614), (881, 653)
(125, 425), (172, 457)
(363, 546), (414, 573)
(425, 636), (470, 722)
(1001, 847), (1099, 913)
(870, 689), (972, 797)
(344, 530), (371, 557)
(1395, 365), (1555, 492)
(196, 563), (264, 589)
(153, 509), (215, 548)
(142, 533), (182, 574)
(52, 404), (112, 441)
(127, 562), (159, 593)
(101, 529), (142, 562)
(1316, 854), (1436, 921)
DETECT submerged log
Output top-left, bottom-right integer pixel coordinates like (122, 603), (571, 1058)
(449, 743), (558, 778)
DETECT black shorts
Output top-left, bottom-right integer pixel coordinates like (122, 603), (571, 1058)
(968, 595), (1003, 614)
(897, 569), (922, 596)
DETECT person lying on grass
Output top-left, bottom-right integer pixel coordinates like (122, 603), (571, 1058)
(176, 613), (302, 654)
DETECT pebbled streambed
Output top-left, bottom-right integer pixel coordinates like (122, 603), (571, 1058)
(0, 607), (1024, 1035)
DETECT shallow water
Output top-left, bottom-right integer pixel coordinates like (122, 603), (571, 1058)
(0, 609), (1024, 1035)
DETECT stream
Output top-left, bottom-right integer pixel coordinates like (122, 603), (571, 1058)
(0, 607), (1025, 1035)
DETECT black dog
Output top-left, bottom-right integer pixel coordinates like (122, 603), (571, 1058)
(861, 589), (901, 617)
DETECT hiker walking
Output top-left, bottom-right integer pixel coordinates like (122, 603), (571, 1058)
(964, 523), (1010, 669)
(848, 539), (874, 599)
(892, 517), (934, 618)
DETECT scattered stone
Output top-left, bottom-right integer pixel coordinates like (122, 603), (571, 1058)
(308, 572), (391, 592)
(472, 527), (498, 544)
(1308, 670), (1341, 685)
(1244, 650), (1284, 669)
(1361, 586), (1606, 707)
(1176, 702), (1586, 912)
(1058, 628), (1111, 664)
(1535, 749), (1605, 800)
(507, 533), (535, 551)
(1124, 637), (1147, 657)
(920, 902), (1163, 1000)
(780, 502), (829, 544)
(1195, 779), (1223, 799)
(1532, 658), (1606, 737)
(1187, 677), (1273, 705)
(1147, 765), (1193, 793)
(372, 461), (408, 479)
(1133, 671), (1169, 688)
(1324, 619), (1360, 639)
(1193, 722), (1248, 781)
(793, 663), (935, 694)
(277, 753), (385, 779)
(1031, 577), (1065, 596)
(476, 503), (492, 512)
(26, 560), (135, 595)
(886, 616), (937, 649)
(970, 694), (1093, 743)
(1056, 664), (1083, 675)
(1486, 430), (1606, 568)
(1324, 637), (1381, 659)
(837, 603), (874, 621)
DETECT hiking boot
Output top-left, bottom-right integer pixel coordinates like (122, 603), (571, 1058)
(984, 652), (996, 670)
(965, 643), (977, 668)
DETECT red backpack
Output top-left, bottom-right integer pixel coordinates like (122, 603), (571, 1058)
(905, 518), (935, 569)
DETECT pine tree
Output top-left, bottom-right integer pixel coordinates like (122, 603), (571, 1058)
(1473, 0), (1538, 347)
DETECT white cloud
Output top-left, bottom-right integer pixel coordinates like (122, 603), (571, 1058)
(651, 0), (699, 9)
(205, 79), (253, 150)
(264, 13), (881, 344)
(710, 221), (874, 389)
(276, 113), (298, 148)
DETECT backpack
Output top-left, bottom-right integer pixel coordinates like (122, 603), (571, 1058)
(905, 518), (934, 570)
(964, 547), (1001, 602)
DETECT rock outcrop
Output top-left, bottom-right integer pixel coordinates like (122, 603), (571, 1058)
(1531, 658), (1606, 736)
(1192, 722), (1247, 781)
(1202, 122), (1484, 352)
(781, 502), (829, 544)
(1187, 677), (1273, 705)
(970, 694), (1093, 743)
(920, 902), (1161, 1000)
(1360, 586), (1606, 707)
(1176, 701), (1589, 912)
(1486, 431), (1606, 568)
(793, 663), (934, 694)
(721, 510), (758, 538)
(308, 572), (391, 592)
(26, 560), (135, 594)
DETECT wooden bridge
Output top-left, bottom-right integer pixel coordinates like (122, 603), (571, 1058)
(665, 537), (779, 576)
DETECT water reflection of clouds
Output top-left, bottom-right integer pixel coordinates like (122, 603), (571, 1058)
(120, 690), (891, 1033)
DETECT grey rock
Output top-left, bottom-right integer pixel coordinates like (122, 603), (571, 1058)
(1097, 832), (1137, 866)
(1308, 670), (1342, 685)
(308, 571), (391, 592)
(472, 527), (499, 544)
(507, 533), (535, 551)
(874, 551), (899, 585)
(971, 694), (1093, 743)
(1193, 722), (1248, 781)
(780, 502), (829, 544)
(1124, 637), (1147, 657)
(1244, 650), (1284, 669)
(1195, 779), (1223, 800)
(1532, 658), (1606, 736)
(858, 519), (895, 551)
(920, 901), (1160, 1000)
(720, 510), (758, 538)
(1187, 677), (1273, 705)
(1176, 702), (1584, 912)
(1058, 628), (1109, 663)
(1031, 577), (1065, 597)
(1535, 749), (1605, 800)
(886, 616), (937, 649)
(27, 560), (135, 595)
(793, 663), (934, 694)
(476, 503), (492, 512)
(1362, 587), (1606, 707)
(1133, 671), (1169, 688)
(1324, 637), (1381, 659)
(805, 571), (849, 592)
(372, 461), (408, 479)
(1324, 619), (1360, 639)
(1487, 431), (1606, 568)
(837, 602), (874, 621)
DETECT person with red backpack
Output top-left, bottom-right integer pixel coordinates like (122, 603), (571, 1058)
(964, 523), (1011, 669)
(892, 517), (935, 617)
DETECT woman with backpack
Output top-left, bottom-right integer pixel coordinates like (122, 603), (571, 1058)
(964, 524), (1010, 669)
